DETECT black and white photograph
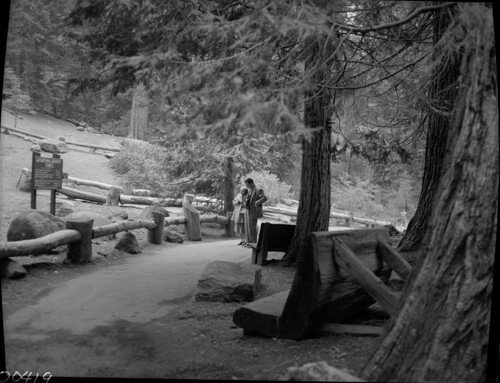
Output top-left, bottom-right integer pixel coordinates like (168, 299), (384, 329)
(0, 1), (498, 381)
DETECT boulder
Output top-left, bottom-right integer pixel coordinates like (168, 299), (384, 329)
(195, 261), (261, 303)
(76, 126), (85, 131)
(39, 138), (68, 154)
(55, 200), (75, 217)
(140, 205), (170, 219)
(7, 210), (66, 242)
(114, 232), (141, 254)
(165, 230), (184, 244)
(16, 168), (32, 192)
(65, 211), (112, 227)
(280, 361), (364, 382)
(30, 144), (41, 152)
(0, 258), (27, 280)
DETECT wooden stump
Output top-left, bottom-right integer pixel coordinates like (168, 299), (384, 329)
(106, 186), (122, 206)
(147, 211), (164, 244)
(182, 195), (201, 241)
(224, 211), (235, 237)
(66, 218), (93, 263)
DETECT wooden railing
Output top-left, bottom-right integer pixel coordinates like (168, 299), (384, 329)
(0, 207), (234, 261)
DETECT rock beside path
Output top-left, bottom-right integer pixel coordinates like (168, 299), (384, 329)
(114, 232), (141, 254)
(39, 138), (68, 154)
(0, 258), (27, 280)
(195, 261), (261, 303)
(7, 210), (66, 242)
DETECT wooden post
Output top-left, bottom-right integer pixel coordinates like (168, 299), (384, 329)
(224, 211), (235, 237)
(106, 186), (122, 205)
(147, 211), (164, 244)
(66, 218), (93, 263)
(182, 194), (201, 241)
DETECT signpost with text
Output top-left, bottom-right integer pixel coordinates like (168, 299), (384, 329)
(31, 152), (63, 215)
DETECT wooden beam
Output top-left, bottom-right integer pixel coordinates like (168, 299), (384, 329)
(66, 218), (93, 263)
(332, 237), (398, 316)
(376, 236), (413, 282)
(320, 323), (384, 337)
(92, 219), (156, 239)
(0, 230), (81, 258)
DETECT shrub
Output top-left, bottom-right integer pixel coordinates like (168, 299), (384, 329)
(110, 140), (171, 194)
(240, 170), (293, 205)
(332, 179), (384, 218)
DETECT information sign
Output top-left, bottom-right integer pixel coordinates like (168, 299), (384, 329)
(32, 155), (63, 190)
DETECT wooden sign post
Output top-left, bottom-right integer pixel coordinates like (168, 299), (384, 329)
(31, 152), (63, 215)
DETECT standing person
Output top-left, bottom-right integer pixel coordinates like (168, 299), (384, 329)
(231, 187), (248, 245)
(244, 178), (268, 245)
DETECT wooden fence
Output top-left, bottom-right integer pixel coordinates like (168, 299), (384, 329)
(1, 125), (121, 153)
(264, 205), (392, 228)
(0, 208), (233, 262)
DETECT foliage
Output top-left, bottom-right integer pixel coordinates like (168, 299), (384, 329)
(2, 67), (32, 111)
(110, 140), (172, 195)
(240, 170), (293, 206)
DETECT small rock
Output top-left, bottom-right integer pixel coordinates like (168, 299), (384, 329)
(30, 144), (41, 152)
(165, 230), (184, 243)
(114, 232), (141, 254)
(280, 361), (364, 381)
(140, 205), (170, 219)
(0, 258), (27, 280)
(76, 126), (85, 131)
(16, 168), (32, 192)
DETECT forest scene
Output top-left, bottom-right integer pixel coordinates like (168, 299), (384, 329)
(0, 0), (498, 382)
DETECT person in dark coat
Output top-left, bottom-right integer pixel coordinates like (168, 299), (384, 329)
(244, 178), (268, 245)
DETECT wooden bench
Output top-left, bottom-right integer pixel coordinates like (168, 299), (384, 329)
(249, 222), (295, 265)
(233, 228), (412, 339)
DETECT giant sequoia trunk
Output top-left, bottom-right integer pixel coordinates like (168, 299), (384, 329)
(398, 5), (459, 252)
(282, 37), (332, 267)
(362, 7), (497, 382)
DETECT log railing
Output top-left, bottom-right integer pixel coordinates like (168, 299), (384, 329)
(1, 125), (121, 153)
(264, 206), (391, 228)
(0, 208), (234, 262)
(0, 212), (165, 263)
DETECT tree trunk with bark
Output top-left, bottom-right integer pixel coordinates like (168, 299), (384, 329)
(129, 83), (149, 140)
(282, 37), (332, 267)
(224, 156), (234, 214)
(398, 6), (459, 252)
(362, 7), (497, 382)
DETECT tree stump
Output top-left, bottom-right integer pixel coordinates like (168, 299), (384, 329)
(106, 186), (122, 206)
(66, 218), (93, 263)
(182, 194), (201, 241)
(147, 211), (164, 244)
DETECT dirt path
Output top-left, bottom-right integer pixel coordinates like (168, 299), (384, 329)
(1, 110), (385, 380)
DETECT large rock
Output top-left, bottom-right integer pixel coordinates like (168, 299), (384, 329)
(195, 261), (261, 303)
(7, 210), (66, 241)
(140, 205), (170, 218)
(16, 168), (32, 192)
(65, 211), (112, 227)
(114, 232), (141, 254)
(280, 361), (364, 382)
(39, 138), (68, 154)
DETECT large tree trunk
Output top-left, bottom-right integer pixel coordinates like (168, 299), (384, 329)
(129, 83), (149, 140)
(282, 37), (332, 267)
(362, 7), (497, 382)
(398, 5), (459, 252)
(224, 156), (234, 214)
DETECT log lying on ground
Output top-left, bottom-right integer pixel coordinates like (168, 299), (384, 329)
(164, 216), (188, 225)
(199, 214), (229, 225)
(0, 230), (81, 258)
(67, 176), (115, 190)
(319, 323), (383, 337)
(58, 186), (107, 204)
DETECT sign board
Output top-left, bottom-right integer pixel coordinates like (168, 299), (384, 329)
(32, 153), (63, 190)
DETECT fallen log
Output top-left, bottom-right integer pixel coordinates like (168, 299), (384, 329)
(164, 216), (188, 225)
(0, 229), (81, 258)
(58, 186), (107, 204)
(199, 214), (229, 225)
(67, 176), (114, 190)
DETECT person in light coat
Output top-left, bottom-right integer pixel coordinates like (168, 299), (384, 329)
(243, 178), (268, 245)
